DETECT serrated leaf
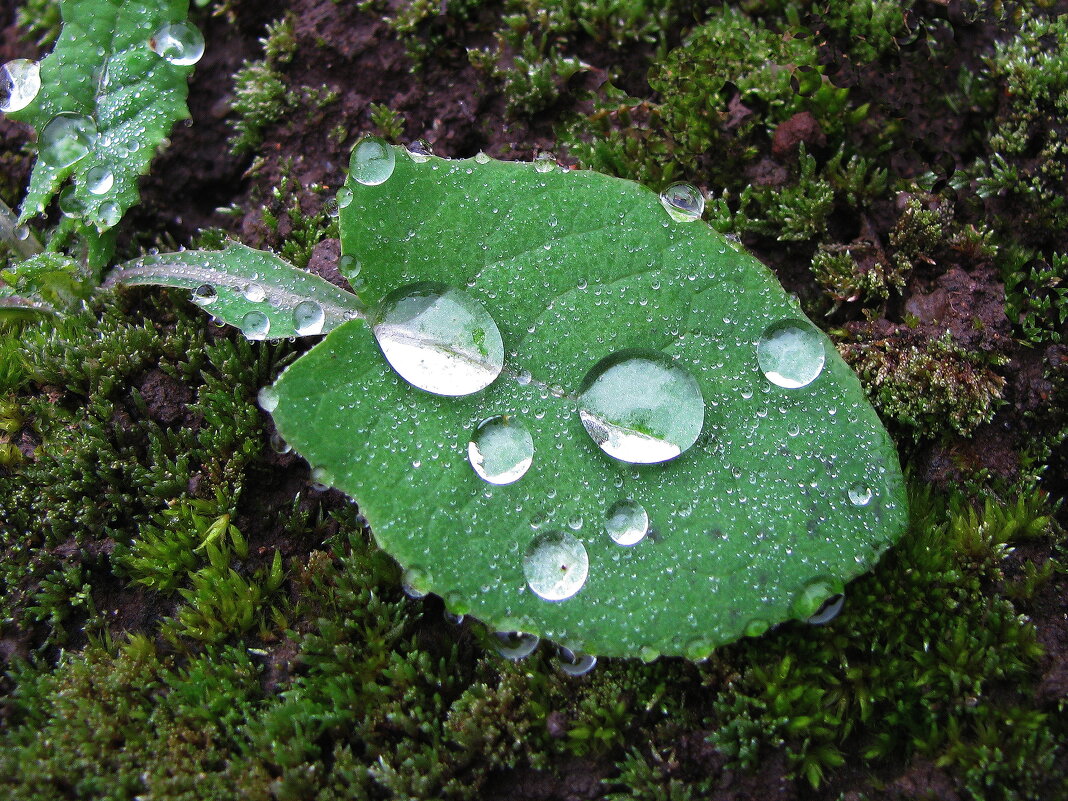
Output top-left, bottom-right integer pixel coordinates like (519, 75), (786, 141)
(7, 0), (197, 231)
(268, 146), (908, 659)
(103, 243), (364, 339)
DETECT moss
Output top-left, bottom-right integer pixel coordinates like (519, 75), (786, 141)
(230, 17), (298, 156)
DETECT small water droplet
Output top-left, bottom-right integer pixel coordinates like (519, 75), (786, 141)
(257, 386), (279, 412)
(85, 165), (114, 195)
(269, 431), (291, 453)
(534, 153), (556, 173)
(659, 183), (704, 222)
(92, 201), (120, 231)
(39, 113), (97, 168)
(555, 646), (597, 676)
(191, 284), (217, 306)
(244, 283), (266, 303)
(516, 369), (532, 386)
(402, 567), (429, 598)
(309, 466), (332, 491)
(293, 300), (325, 336)
(756, 319), (826, 389)
(241, 310), (271, 341)
(605, 499), (649, 546)
(639, 646), (660, 663)
(468, 415), (534, 485)
(338, 254), (361, 277)
(578, 350), (704, 464)
(0, 59), (40, 113)
(848, 485), (873, 506)
(494, 631), (539, 660)
(13, 225), (29, 241)
(336, 186), (353, 208)
(149, 20), (205, 65)
(474, 151), (490, 164)
(567, 515), (583, 531)
(58, 186), (86, 218)
(351, 135), (396, 185)
(407, 139), (433, 162)
(372, 282), (504, 396)
(523, 530), (588, 601)
(792, 578), (841, 620)
(323, 198), (340, 218)
(807, 593), (845, 625)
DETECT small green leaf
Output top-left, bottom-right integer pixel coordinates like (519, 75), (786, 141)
(266, 146), (907, 659)
(104, 243), (364, 340)
(7, 0), (200, 232)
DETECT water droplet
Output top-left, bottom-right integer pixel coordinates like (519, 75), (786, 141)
(468, 415), (534, 485)
(406, 139), (433, 162)
(639, 646), (660, 663)
(323, 198), (340, 218)
(659, 183), (704, 222)
(241, 310), (271, 341)
(444, 610), (464, 625)
(293, 300), (325, 336)
(372, 282), (504, 396)
(605, 499), (649, 546)
(191, 284), (217, 306)
(309, 466), (332, 491)
(339, 254), (361, 277)
(58, 186), (86, 218)
(474, 151), (490, 164)
(516, 369), (532, 386)
(744, 619), (769, 637)
(555, 647), (597, 676)
(523, 530), (588, 601)
(578, 350), (704, 464)
(85, 165), (114, 195)
(792, 578), (841, 620)
(534, 153), (556, 173)
(494, 631), (539, 660)
(336, 186), (354, 209)
(13, 225), (29, 241)
(257, 386), (279, 412)
(402, 567), (429, 598)
(269, 431), (291, 454)
(756, 319), (826, 389)
(39, 113), (97, 168)
(244, 283), (266, 303)
(848, 485), (873, 506)
(0, 59), (41, 113)
(149, 21), (205, 65)
(97, 200), (121, 229)
(351, 135), (396, 185)
(807, 593), (845, 625)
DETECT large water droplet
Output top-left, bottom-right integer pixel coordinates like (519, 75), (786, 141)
(0, 59), (41, 113)
(555, 647), (597, 676)
(372, 282), (504, 396)
(605, 499), (649, 546)
(534, 153), (556, 173)
(293, 300), (325, 336)
(523, 530), (588, 601)
(257, 386), (279, 412)
(150, 21), (205, 66)
(402, 567), (429, 599)
(494, 631), (540, 660)
(351, 136), (395, 185)
(848, 485), (873, 506)
(659, 183), (704, 222)
(244, 283), (266, 302)
(58, 186), (86, 218)
(336, 186), (353, 208)
(468, 415), (534, 485)
(756, 320), (825, 389)
(407, 139), (433, 163)
(39, 113), (97, 168)
(807, 593), (845, 625)
(97, 200), (121, 229)
(792, 578), (841, 620)
(191, 284), (217, 306)
(241, 310), (271, 341)
(578, 350), (704, 464)
(85, 165), (114, 195)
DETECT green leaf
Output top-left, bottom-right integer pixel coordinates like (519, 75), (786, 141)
(268, 145), (908, 659)
(103, 243), (364, 340)
(7, 0), (199, 232)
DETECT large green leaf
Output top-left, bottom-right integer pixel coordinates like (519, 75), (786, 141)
(268, 145), (908, 659)
(7, 0), (198, 231)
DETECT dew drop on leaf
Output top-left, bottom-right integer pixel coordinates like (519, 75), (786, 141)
(578, 350), (704, 464)
(39, 112), (97, 168)
(191, 283), (218, 306)
(244, 283), (266, 302)
(97, 200), (121, 229)
(792, 577), (841, 620)
(659, 182), (704, 222)
(848, 485), (873, 506)
(474, 151), (490, 164)
(58, 185), (86, 218)
(149, 21), (205, 66)
(241, 310), (271, 340)
(494, 631), (540, 660)
(372, 282), (504, 396)
(756, 320), (826, 389)
(293, 300), (326, 336)
(13, 225), (29, 241)
(269, 431), (291, 454)
(338, 254), (361, 277)
(257, 386), (279, 412)
(406, 139), (433, 163)
(523, 530), (589, 601)
(0, 59), (41, 113)
(807, 593), (845, 625)
(468, 415), (534, 485)
(336, 186), (354, 209)
(351, 135), (396, 185)
(744, 619), (770, 637)
(402, 567), (429, 599)
(605, 499), (649, 546)
(555, 647), (597, 676)
(85, 165), (114, 195)
(533, 153), (556, 173)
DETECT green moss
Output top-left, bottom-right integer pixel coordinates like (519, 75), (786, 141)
(230, 17), (298, 156)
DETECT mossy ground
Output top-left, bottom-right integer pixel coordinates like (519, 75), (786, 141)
(1, 1), (1067, 799)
